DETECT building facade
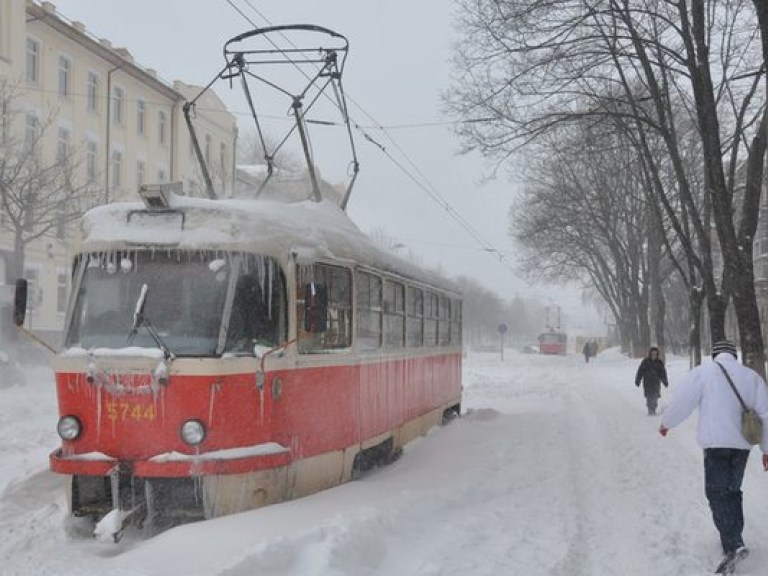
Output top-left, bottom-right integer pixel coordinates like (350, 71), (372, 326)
(0, 0), (237, 340)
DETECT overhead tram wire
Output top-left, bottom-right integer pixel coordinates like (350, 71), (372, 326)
(234, 0), (499, 235)
(225, 0), (517, 276)
(230, 0), (508, 259)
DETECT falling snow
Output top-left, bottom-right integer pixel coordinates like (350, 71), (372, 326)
(4, 351), (768, 575)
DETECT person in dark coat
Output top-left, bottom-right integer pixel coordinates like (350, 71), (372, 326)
(583, 341), (592, 363)
(635, 346), (668, 415)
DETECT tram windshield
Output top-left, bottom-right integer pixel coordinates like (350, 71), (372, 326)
(65, 251), (286, 357)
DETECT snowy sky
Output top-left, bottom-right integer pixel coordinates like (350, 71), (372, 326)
(50, 0), (601, 334)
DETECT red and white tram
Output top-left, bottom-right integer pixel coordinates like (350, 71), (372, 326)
(32, 189), (462, 534)
(538, 331), (567, 355)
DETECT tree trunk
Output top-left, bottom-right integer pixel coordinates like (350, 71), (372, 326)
(655, 287), (666, 350)
(12, 230), (24, 280)
(708, 292), (728, 347)
(753, 1), (768, 84)
(690, 288), (703, 367)
(648, 207), (666, 350)
(686, 1), (765, 376)
(636, 310), (651, 357)
(619, 319), (631, 355)
(731, 257), (767, 377)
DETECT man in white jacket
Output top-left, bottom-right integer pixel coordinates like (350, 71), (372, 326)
(659, 340), (768, 571)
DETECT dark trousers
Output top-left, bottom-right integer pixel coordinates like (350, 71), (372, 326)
(704, 448), (750, 553)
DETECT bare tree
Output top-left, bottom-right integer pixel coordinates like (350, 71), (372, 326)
(237, 128), (300, 173)
(0, 82), (102, 282)
(448, 0), (768, 372)
(454, 275), (545, 348)
(513, 119), (661, 356)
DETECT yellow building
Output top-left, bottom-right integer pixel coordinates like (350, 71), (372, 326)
(0, 1), (237, 341)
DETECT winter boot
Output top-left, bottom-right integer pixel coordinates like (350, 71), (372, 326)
(715, 546), (749, 574)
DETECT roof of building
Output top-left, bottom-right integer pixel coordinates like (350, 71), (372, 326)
(28, 1), (181, 101)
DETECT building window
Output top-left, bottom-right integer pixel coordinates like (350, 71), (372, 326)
(26, 38), (40, 84)
(112, 86), (125, 125)
(0, 79), (9, 143)
(57, 270), (68, 315)
(356, 271), (382, 351)
(158, 111), (167, 145)
(25, 111), (38, 150)
(86, 140), (98, 182)
(87, 71), (99, 112)
(0, 5), (6, 59)
(136, 100), (146, 135)
(58, 55), (71, 96)
(219, 142), (227, 170)
(406, 287), (424, 347)
(24, 267), (40, 313)
(297, 264), (352, 353)
(56, 126), (71, 165)
(56, 207), (66, 239)
(111, 149), (123, 189)
(137, 160), (146, 187)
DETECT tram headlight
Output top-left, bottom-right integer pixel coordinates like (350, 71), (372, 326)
(180, 419), (206, 445)
(57, 415), (82, 441)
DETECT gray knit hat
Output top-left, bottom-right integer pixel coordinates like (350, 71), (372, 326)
(712, 340), (737, 358)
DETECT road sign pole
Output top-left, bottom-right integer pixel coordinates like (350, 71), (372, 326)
(497, 323), (508, 362)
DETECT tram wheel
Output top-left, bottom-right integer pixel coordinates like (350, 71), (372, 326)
(441, 405), (461, 425)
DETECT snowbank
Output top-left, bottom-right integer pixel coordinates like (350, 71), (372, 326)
(4, 352), (768, 575)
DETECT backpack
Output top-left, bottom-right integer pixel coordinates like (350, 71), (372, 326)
(715, 362), (764, 446)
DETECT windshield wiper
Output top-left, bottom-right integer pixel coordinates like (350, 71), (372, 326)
(128, 283), (175, 360)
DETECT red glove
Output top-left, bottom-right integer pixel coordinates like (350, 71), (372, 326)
(659, 426), (669, 437)
(763, 454), (768, 472)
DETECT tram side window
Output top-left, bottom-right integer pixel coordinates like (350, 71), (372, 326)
(297, 264), (352, 353)
(424, 291), (439, 346)
(383, 280), (405, 348)
(451, 299), (463, 345)
(406, 287), (424, 347)
(225, 255), (287, 353)
(438, 295), (451, 345)
(356, 271), (382, 351)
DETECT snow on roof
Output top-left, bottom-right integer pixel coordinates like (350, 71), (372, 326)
(77, 195), (458, 292)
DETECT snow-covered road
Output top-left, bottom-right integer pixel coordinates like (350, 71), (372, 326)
(3, 350), (768, 575)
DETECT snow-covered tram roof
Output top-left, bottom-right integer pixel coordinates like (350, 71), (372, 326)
(77, 195), (458, 294)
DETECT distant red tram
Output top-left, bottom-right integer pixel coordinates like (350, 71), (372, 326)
(43, 193), (462, 536)
(538, 332), (567, 355)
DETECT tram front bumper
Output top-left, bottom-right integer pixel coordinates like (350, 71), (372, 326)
(49, 443), (292, 477)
